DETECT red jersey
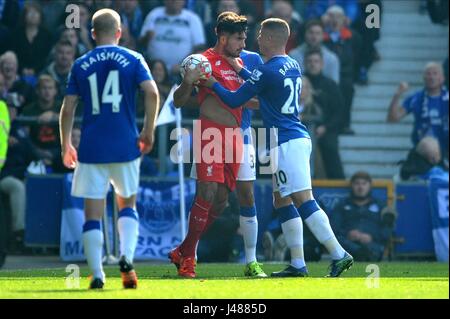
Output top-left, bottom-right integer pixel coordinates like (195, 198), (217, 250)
(197, 48), (244, 126)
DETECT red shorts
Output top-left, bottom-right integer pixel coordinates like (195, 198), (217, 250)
(193, 118), (243, 191)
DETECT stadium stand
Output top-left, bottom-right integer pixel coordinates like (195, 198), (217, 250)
(340, 0), (449, 178)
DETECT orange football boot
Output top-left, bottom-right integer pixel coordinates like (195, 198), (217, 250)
(168, 246), (182, 270)
(178, 256), (196, 278)
(119, 256), (138, 289)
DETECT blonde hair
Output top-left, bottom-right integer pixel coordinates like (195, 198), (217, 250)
(36, 74), (56, 89)
(0, 51), (18, 70)
(92, 9), (121, 37)
(424, 61), (444, 75)
(261, 18), (290, 45)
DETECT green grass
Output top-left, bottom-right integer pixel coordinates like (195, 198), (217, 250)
(0, 262), (448, 299)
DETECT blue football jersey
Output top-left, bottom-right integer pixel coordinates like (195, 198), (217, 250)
(66, 45), (153, 163)
(241, 55), (310, 145)
(240, 50), (264, 131)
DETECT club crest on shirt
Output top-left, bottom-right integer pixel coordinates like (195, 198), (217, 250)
(251, 70), (262, 81)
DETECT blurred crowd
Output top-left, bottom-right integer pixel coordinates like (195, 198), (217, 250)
(0, 0), (448, 265)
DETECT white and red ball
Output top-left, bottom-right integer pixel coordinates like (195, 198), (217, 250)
(180, 54), (212, 81)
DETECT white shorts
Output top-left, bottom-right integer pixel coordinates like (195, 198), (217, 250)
(71, 158), (141, 199)
(271, 138), (312, 197)
(236, 142), (256, 181)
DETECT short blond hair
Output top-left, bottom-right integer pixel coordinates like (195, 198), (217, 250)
(261, 18), (290, 43)
(92, 8), (121, 37)
(36, 74), (56, 89)
(424, 61), (444, 75)
(0, 51), (18, 70)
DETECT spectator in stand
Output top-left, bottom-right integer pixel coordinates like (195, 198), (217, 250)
(0, 51), (33, 110)
(0, 20), (12, 55)
(205, 0), (257, 51)
(0, 0), (19, 58)
(351, 0), (382, 85)
(0, 0), (20, 31)
(119, 24), (137, 50)
(290, 19), (340, 83)
(11, 1), (52, 76)
(299, 76), (327, 179)
(426, 0), (449, 25)
(267, 0), (302, 53)
(38, 0), (67, 39)
(387, 62), (449, 165)
(303, 48), (345, 179)
(149, 59), (172, 106)
(71, 2), (94, 52)
(21, 75), (61, 169)
(137, 59), (172, 119)
(330, 171), (396, 262)
(58, 28), (89, 58)
(139, 0), (206, 80)
(322, 5), (361, 135)
(118, 0), (144, 45)
(304, 0), (359, 24)
(400, 136), (448, 181)
(0, 98), (39, 254)
(42, 40), (76, 101)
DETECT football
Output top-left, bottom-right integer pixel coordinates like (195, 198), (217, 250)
(180, 54), (212, 82)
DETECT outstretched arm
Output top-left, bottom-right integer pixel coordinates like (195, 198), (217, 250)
(59, 95), (78, 169)
(208, 80), (258, 108)
(204, 67), (265, 109)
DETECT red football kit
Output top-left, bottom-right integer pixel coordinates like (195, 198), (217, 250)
(195, 48), (244, 191)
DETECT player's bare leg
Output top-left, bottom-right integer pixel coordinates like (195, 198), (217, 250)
(271, 192), (308, 277)
(83, 198), (106, 289)
(236, 181), (267, 278)
(115, 194), (139, 288)
(289, 189), (353, 277)
(170, 180), (217, 278)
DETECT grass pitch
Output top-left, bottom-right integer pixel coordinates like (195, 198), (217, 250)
(0, 262), (448, 299)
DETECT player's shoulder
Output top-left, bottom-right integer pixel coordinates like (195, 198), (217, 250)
(115, 45), (144, 60)
(241, 50), (263, 63)
(241, 50), (261, 59)
(202, 48), (220, 63)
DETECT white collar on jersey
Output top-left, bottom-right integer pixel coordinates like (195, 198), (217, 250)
(95, 45), (117, 49)
(266, 54), (288, 62)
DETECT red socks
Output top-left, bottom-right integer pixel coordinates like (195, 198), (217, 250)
(179, 197), (212, 257)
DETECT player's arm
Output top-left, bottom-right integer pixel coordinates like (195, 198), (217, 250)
(173, 64), (204, 108)
(387, 82), (409, 122)
(59, 95), (78, 169)
(225, 56), (253, 81)
(204, 68), (265, 108)
(139, 80), (160, 154)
